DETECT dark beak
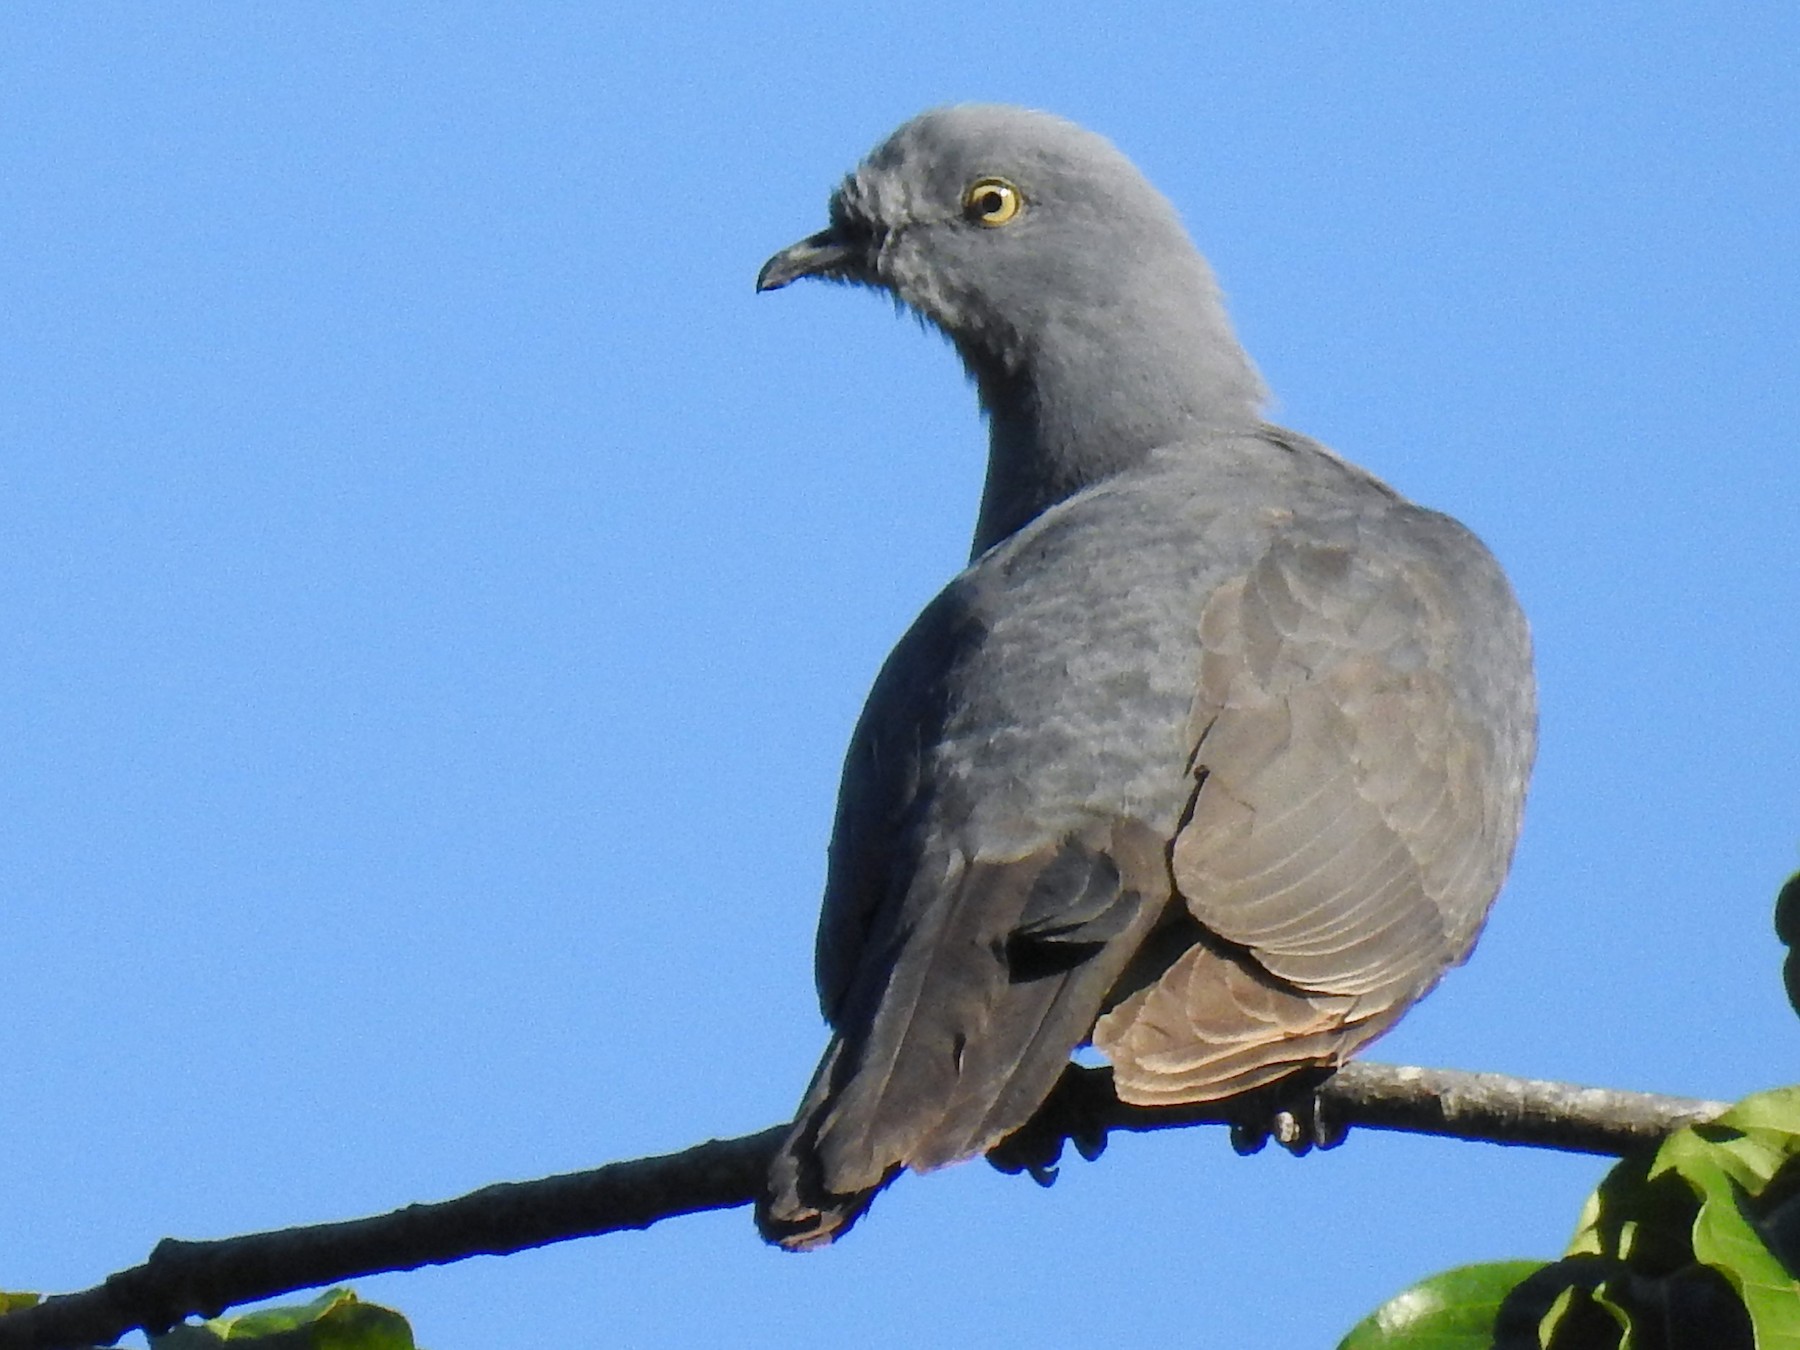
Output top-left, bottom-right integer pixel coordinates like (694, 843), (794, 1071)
(756, 227), (863, 292)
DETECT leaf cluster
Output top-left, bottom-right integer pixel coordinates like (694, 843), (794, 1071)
(1344, 871), (1800, 1349)
(0, 1291), (414, 1350)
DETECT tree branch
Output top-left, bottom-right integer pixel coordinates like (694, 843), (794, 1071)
(0, 1062), (1726, 1350)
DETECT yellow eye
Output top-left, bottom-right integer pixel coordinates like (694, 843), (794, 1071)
(963, 177), (1023, 227)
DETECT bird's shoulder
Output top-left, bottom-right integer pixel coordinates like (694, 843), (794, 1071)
(853, 422), (1527, 777)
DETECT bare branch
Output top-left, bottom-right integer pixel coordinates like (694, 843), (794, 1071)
(0, 1063), (1727, 1350)
(1013, 1061), (1728, 1160)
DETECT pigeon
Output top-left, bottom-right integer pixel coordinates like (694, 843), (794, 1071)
(753, 105), (1534, 1249)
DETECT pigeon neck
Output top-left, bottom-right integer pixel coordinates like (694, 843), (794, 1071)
(967, 305), (1264, 558)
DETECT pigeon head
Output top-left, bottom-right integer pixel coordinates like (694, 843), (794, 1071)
(760, 105), (1268, 552)
(761, 108), (1211, 363)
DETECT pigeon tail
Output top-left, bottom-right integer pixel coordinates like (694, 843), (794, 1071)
(758, 823), (1170, 1249)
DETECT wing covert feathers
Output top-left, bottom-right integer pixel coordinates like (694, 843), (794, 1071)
(1096, 532), (1528, 1105)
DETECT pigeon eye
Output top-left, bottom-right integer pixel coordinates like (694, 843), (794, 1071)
(963, 177), (1023, 227)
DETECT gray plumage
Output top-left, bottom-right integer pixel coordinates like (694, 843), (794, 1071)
(755, 105), (1534, 1249)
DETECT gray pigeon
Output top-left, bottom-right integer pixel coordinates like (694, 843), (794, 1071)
(754, 105), (1534, 1249)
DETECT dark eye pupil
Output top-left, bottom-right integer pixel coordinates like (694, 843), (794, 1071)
(979, 191), (1004, 215)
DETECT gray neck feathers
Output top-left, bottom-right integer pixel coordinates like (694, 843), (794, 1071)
(964, 253), (1265, 558)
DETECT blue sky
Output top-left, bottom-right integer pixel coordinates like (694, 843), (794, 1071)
(3, 6), (1797, 1347)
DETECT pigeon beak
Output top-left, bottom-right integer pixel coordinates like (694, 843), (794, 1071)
(756, 228), (863, 292)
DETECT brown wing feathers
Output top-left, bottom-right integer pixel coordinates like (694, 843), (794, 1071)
(1097, 538), (1498, 1105)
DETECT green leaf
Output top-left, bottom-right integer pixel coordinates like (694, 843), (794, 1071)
(1554, 1086), (1800, 1349)
(1540, 1278), (1630, 1350)
(150, 1288), (416, 1350)
(1342, 1086), (1800, 1350)
(1773, 872), (1800, 948)
(0, 1292), (41, 1314)
(1663, 1108), (1800, 1350)
(1715, 1088), (1800, 1145)
(1336, 1260), (1546, 1349)
(1775, 872), (1800, 1020)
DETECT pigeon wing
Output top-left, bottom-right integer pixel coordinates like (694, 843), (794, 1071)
(1096, 512), (1533, 1104)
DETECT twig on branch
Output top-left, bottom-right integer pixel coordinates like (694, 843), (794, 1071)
(0, 1062), (1726, 1350)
